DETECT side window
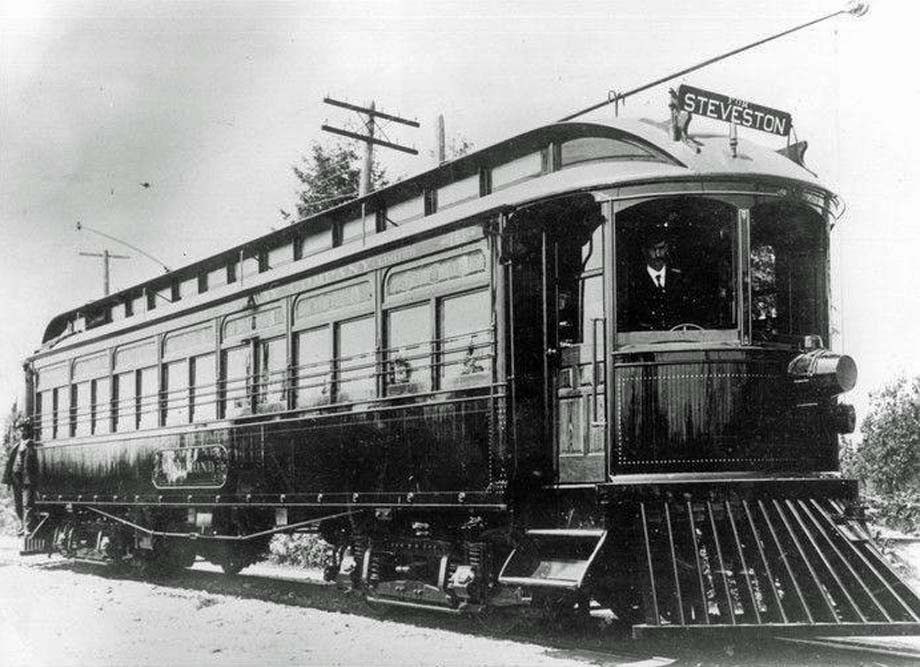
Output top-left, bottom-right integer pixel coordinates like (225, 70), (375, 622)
(557, 220), (605, 345)
(335, 316), (376, 403)
(162, 359), (189, 426)
(340, 216), (365, 245)
(299, 225), (333, 258)
(386, 303), (432, 395)
(91, 377), (111, 435)
(190, 353), (217, 422)
(257, 337), (287, 412)
(241, 254), (260, 280)
(559, 136), (666, 167)
(72, 381), (91, 437)
(60, 386), (72, 437)
(72, 352), (110, 437)
(750, 203), (827, 342)
(113, 339), (156, 431)
(222, 345), (251, 418)
(52, 388), (62, 439)
(439, 290), (491, 388)
(581, 274), (604, 344)
(67, 384), (79, 438)
(294, 326), (331, 407)
(137, 367), (158, 429)
(36, 362), (72, 440)
(114, 371), (137, 432)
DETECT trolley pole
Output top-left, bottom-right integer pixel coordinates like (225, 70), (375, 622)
(559, 1), (870, 122)
(76, 221), (170, 273)
(78, 249), (130, 296)
(321, 97), (420, 197)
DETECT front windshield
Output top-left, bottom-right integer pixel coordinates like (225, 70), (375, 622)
(616, 197), (737, 333)
(750, 201), (828, 343)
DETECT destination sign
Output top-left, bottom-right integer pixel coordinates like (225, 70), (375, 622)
(677, 85), (792, 137)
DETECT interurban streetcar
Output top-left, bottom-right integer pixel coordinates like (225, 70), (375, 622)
(19, 108), (920, 637)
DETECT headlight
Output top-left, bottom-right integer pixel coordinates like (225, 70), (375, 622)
(788, 350), (857, 396)
(833, 404), (857, 434)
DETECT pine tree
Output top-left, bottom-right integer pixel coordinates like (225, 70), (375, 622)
(286, 142), (387, 221)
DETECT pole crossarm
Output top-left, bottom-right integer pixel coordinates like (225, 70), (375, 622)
(78, 247), (132, 296)
(323, 97), (420, 127)
(320, 124), (419, 155)
(321, 97), (421, 197)
(79, 251), (130, 259)
(559, 3), (869, 122)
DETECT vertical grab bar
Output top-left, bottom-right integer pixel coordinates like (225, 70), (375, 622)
(591, 317), (606, 424)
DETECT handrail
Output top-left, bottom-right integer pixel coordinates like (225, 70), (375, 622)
(34, 331), (499, 440)
(590, 317), (606, 424)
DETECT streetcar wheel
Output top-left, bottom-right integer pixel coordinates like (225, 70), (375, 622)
(220, 554), (247, 576)
(473, 606), (523, 636)
(221, 562), (245, 576)
(532, 594), (591, 632)
(363, 593), (393, 618)
(216, 542), (264, 575)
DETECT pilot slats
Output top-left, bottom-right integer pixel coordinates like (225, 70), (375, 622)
(632, 495), (920, 638)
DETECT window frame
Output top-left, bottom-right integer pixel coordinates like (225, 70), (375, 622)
(748, 200), (830, 345)
(291, 277), (376, 408)
(613, 195), (744, 347)
(436, 287), (494, 390)
(558, 135), (670, 169)
(189, 352), (218, 423)
(293, 324), (332, 409)
(383, 299), (433, 396)
(333, 314), (378, 404)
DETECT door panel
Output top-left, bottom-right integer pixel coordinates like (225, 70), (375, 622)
(506, 197), (608, 485)
(552, 217), (607, 483)
(556, 326), (606, 482)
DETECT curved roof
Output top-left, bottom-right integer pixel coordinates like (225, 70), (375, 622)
(36, 117), (832, 351)
(606, 117), (823, 184)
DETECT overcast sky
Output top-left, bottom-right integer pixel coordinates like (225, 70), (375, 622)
(1, 0), (918, 424)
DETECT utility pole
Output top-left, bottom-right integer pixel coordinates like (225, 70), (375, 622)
(79, 249), (130, 296)
(362, 101), (375, 196)
(321, 97), (420, 196)
(437, 114), (446, 165)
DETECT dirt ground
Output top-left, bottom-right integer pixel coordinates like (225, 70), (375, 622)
(4, 534), (920, 667)
(0, 537), (672, 667)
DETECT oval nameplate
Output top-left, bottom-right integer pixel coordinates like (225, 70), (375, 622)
(152, 444), (229, 490)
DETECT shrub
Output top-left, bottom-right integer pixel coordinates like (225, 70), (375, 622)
(268, 533), (329, 569)
(862, 490), (920, 535)
(0, 497), (18, 536)
(844, 376), (920, 535)
(850, 377), (920, 497)
(1, 445), (19, 536)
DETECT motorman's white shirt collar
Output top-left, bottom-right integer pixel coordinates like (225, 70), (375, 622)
(647, 264), (666, 287)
